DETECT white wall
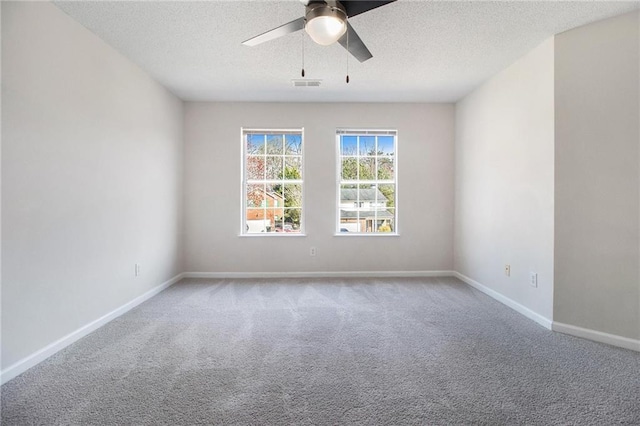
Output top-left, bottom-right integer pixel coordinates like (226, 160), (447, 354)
(454, 38), (555, 323)
(184, 102), (454, 274)
(1, 2), (184, 370)
(554, 11), (640, 340)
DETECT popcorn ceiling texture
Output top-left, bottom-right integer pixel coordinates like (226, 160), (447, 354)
(53, 1), (639, 102)
(2, 277), (639, 424)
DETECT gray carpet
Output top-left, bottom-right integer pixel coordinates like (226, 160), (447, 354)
(2, 277), (639, 425)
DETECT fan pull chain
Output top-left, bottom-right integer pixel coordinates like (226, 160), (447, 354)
(346, 27), (350, 83)
(301, 30), (305, 78)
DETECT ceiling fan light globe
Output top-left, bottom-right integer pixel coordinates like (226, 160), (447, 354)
(305, 15), (346, 46)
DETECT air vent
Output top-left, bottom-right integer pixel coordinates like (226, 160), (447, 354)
(292, 79), (322, 87)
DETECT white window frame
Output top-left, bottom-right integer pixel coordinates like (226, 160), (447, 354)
(335, 129), (398, 236)
(241, 128), (305, 236)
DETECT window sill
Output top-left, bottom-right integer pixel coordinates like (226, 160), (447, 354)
(239, 233), (307, 237)
(333, 233), (399, 237)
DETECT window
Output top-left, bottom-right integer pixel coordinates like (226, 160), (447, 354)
(242, 129), (303, 234)
(337, 129), (397, 234)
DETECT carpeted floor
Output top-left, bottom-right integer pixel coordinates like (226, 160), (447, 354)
(1, 277), (639, 425)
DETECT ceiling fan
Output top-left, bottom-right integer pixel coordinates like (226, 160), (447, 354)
(242, 0), (397, 63)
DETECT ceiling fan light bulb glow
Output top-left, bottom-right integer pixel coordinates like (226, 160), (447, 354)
(305, 15), (346, 46)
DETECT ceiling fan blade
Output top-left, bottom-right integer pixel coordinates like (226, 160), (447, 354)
(337, 22), (373, 63)
(340, 0), (396, 18)
(242, 17), (305, 47)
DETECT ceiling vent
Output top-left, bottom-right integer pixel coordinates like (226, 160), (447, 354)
(292, 79), (322, 87)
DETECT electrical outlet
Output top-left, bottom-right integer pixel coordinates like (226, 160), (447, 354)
(504, 264), (510, 277)
(529, 272), (538, 288)
(135, 263), (141, 277)
(310, 247), (316, 256)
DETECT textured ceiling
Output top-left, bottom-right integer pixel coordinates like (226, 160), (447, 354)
(53, 1), (640, 102)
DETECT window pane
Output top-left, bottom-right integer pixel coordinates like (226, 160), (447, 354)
(377, 157), (394, 180)
(264, 183), (277, 199)
(378, 184), (395, 208)
(377, 210), (394, 233)
(246, 208), (262, 220)
(340, 184), (358, 205)
(262, 209), (279, 232)
(342, 157), (357, 180)
(359, 157), (375, 180)
(283, 184), (302, 208)
(246, 156), (264, 180)
(273, 215), (284, 232)
(246, 208), (269, 234)
(341, 135), (357, 155)
(339, 211), (359, 232)
(377, 136), (394, 156)
(247, 134), (264, 155)
(266, 135), (284, 154)
(284, 208), (302, 231)
(359, 136), (375, 155)
(246, 184), (264, 207)
(265, 156), (283, 180)
(285, 156), (302, 179)
(285, 134), (302, 155)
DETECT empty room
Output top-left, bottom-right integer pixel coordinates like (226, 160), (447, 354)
(1, 0), (639, 424)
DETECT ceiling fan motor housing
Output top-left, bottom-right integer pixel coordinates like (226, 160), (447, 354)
(305, 1), (348, 46)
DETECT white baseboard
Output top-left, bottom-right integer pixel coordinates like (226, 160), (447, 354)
(0, 273), (184, 385)
(3, 271), (635, 385)
(453, 271), (553, 330)
(183, 270), (455, 279)
(552, 321), (640, 352)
